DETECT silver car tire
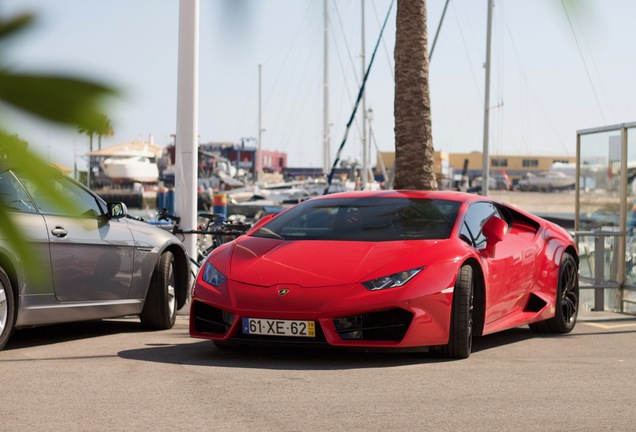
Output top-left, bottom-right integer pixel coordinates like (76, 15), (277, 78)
(0, 266), (15, 351)
(140, 251), (177, 329)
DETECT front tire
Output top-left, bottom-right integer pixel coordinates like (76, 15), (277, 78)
(530, 252), (578, 333)
(440, 265), (474, 359)
(140, 251), (178, 329)
(0, 266), (15, 351)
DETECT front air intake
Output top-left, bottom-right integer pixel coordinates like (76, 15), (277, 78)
(333, 308), (413, 341)
(192, 302), (232, 335)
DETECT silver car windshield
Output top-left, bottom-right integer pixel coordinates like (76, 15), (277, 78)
(252, 197), (460, 241)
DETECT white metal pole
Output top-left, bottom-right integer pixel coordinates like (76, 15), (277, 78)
(257, 64), (263, 187)
(175, 0), (199, 262)
(361, 0), (367, 190)
(481, 0), (493, 196)
(323, 0), (330, 174)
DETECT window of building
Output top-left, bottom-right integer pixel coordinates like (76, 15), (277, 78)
(522, 159), (539, 168)
(491, 159), (508, 167)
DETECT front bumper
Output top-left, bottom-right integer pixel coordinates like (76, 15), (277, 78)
(189, 279), (454, 350)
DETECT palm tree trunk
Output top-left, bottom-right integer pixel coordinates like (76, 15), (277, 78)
(393, 0), (437, 190)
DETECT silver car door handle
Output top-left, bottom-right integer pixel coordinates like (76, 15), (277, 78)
(51, 227), (68, 238)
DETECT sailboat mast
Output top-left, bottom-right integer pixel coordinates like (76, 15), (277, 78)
(361, 0), (368, 190)
(323, 0), (330, 174)
(257, 63), (263, 186)
(482, 0), (494, 196)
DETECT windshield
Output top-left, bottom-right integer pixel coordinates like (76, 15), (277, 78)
(252, 197), (460, 241)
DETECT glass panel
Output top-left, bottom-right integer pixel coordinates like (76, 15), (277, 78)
(576, 126), (636, 312)
(578, 130), (622, 228)
(624, 126), (636, 312)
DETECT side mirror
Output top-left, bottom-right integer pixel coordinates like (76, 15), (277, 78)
(108, 202), (129, 219)
(482, 216), (507, 246)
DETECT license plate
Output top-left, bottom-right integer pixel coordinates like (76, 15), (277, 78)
(242, 318), (315, 337)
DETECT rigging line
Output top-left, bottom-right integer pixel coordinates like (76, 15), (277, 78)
(370, 0), (394, 80)
(569, 1), (617, 121)
(331, 9), (359, 105)
(330, 6), (365, 151)
(429, 0), (451, 61)
(262, 1), (315, 109)
(560, 0), (606, 124)
(333, 1), (361, 87)
(451, 2), (481, 104)
(324, 0), (395, 194)
(269, 24), (322, 144)
(233, 74), (257, 140)
(503, 11), (569, 154)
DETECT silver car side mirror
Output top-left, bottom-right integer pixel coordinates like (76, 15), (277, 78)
(107, 202), (129, 219)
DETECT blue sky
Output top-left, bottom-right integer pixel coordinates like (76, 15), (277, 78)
(2, 0), (635, 172)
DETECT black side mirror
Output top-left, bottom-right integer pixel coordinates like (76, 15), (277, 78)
(108, 202), (128, 219)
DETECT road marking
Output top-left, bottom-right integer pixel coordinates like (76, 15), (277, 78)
(582, 321), (636, 329)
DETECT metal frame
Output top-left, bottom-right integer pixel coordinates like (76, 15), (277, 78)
(574, 122), (636, 312)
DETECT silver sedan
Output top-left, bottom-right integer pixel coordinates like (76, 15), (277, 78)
(0, 168), (190, 350)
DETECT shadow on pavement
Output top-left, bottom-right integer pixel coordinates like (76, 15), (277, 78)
(117, 327), (543, 370)
(4, 318), (148, 351)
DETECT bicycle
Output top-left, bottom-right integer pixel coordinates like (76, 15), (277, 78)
(155, 208), (251, 271)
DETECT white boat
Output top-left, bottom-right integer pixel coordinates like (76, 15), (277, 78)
(517, 170), (575, 192)
(102, 150), (159, 183)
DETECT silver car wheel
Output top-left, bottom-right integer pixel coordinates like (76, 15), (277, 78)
(0, 285), (7, 335)
(140, 251), (178, 329)
(0, 267), (14, 351)
(167, 269), (176, 318)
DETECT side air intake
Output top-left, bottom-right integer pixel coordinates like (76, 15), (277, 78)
(524, 293), (548, 313)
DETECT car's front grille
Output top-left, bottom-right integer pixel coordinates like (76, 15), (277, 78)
(333, 308), (413, 341)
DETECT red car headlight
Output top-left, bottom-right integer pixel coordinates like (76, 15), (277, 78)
(362, 267), (424, 291)
(202, 262), (227, 286)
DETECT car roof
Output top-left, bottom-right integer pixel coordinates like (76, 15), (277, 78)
(316, 189), (486, 204)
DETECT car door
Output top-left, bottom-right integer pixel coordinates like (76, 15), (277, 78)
(18, 173), (135, 302)
(0, 170), (52, 292)
(460, 201), (535, 325)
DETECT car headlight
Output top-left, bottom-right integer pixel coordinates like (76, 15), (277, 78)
(202, 262), (227, 286)
(362, 267), (424, 291)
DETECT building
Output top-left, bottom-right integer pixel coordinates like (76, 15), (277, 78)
(376, 150), (575, 187)
(448, 152), (575, 183)
(200, 142), (287, 176)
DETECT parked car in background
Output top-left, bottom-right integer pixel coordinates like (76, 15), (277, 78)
(190, 190), (579, 359)
(0, 166), (190, 351)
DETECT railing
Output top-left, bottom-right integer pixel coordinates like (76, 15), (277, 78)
(573, 229), (623, 312)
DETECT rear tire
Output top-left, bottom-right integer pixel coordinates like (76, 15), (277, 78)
(0, 266), (15, 351)
(140, 251), (178, 329)
(529, 252), (578, 333)
(440, 265), (474, 359)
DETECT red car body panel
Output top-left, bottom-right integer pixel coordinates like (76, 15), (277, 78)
(189, 190), (578, 351)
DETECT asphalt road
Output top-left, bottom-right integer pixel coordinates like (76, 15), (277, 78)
(1, 312), (635, 432)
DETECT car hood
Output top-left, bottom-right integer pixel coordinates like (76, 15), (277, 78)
(228, 236), (443, 288)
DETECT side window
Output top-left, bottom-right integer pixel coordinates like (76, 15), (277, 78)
(19, 175), (104, 217)
(0, 171), (37, 213)
(460, 202), (501, 248)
